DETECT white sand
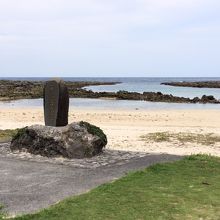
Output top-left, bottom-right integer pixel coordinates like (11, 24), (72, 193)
(1, 107), (220, 156)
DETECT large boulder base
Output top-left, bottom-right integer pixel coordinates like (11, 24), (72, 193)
(10, 122), (107, 159)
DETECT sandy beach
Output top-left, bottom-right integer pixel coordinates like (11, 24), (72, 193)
(0, 107), (220, 156)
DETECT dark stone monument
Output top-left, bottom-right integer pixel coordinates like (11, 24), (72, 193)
(43, 79), (69, 127)
(11, 79), (108, 158)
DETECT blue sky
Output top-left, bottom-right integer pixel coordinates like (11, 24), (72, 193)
(0, 0), (220, 77)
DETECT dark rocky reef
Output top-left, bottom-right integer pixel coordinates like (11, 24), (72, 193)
(0, 80), (219, 104)
(161, 81), (220, 88)
(115, 91), (220, 104)
(0, 80), (119, 101)
(10, 122), (107, 159)
(63, 89), (220, 104)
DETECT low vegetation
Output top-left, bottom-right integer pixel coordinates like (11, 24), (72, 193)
(0, 129), (21, 143)
(80, 121), (107, 145)
(4, 155), (220, 220)
(0, 205), (4, 219)
(141, 132), (220, 145)
(11, 127), (27, 142)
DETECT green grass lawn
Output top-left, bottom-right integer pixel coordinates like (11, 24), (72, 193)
(0, 205), (4, 220)
(2, 155), (220, 220)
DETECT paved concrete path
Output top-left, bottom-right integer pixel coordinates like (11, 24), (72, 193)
(0, 147), (181, 216)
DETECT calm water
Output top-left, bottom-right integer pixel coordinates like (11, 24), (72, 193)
(1, 98), (220, 110)
(83, 77), (220, 99)
(1, 77), (220, 110)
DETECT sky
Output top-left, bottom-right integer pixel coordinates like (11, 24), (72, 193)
(0, 0), (220, 77)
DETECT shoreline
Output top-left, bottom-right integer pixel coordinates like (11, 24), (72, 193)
(1, 80), (220, 104)
(1, 107), (220, 156)
(1, 97), (220, 111)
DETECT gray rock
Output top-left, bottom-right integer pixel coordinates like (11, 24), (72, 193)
(10, 122), (107, 159)
(43, 79), (69, 127)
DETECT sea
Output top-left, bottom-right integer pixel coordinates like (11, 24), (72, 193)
(1, 77), (220, 110)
